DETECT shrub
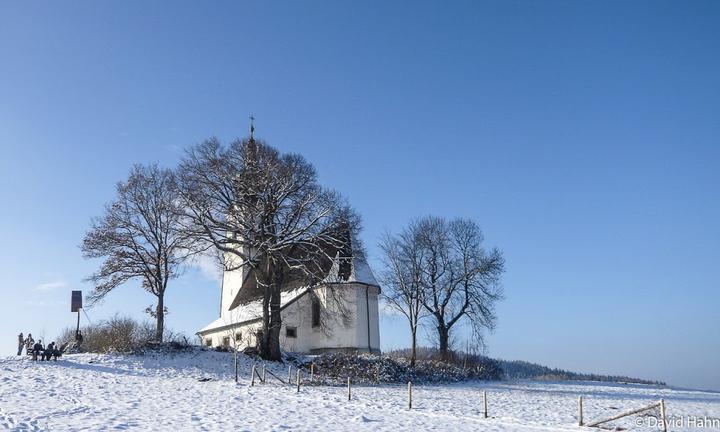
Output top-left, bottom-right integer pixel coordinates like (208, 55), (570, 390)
(56, 315), (191, 354)
(303, 350), (504, 385)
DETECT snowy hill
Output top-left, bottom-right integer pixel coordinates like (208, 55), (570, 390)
(1, 350), (719, 431)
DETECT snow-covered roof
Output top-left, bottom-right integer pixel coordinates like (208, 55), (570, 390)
(350, 255), (379, 286)
(228, 251), (380, 310)
(198, 285), (310, 334)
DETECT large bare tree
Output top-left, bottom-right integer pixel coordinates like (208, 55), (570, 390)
(178, 136), (359, 360)
(81, 164), (197, 342)
(414, 216), (505, 360)
(378, 227), (426, 367)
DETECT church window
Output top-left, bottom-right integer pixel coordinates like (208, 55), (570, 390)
(286, 327), (297, 338)
(222, 336), (230, 347)
(204, 338), (212, 347)
(311, 297), (321, 327)
(235, 332), (242, 342)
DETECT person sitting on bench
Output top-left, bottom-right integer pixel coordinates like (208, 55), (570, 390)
(32, 340), (44, 361)
(44, 341), (52, 361)
(44, 342), (60, 361)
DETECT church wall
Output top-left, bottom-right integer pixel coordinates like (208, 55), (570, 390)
(352, 284), (381, 354)
(277, 289), (315, 353)
(279, 285), (359, 353)
(220, 264), (244, 322)
(200, 321), (262, 351)
(367, 286), (381, 352)
(200, 283), (381, 354)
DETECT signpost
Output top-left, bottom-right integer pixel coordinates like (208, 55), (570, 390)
(71, 291), (82, 337)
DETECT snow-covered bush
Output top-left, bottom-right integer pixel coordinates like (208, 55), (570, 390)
(57, 315), (138, 353)
(300, 352), (503, 385)
(57, 315), (191, 354)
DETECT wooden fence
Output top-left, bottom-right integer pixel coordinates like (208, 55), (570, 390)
(248, 362), (669, 429)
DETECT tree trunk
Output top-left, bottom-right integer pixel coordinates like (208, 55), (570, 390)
(260, 288), (271, 358)
(258, 257), (273, 359)
(438, 325), (449, 361)
(257, 255), (285, 361)
(259, 298), (282, 361)
(156, 293), (164, 343)
(410, 327), (417, 367)
(267, 285), (282, 361)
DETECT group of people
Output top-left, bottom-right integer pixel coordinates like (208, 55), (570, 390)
(17, 332), (74, 361)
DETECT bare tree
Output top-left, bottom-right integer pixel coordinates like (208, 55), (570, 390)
(378, 227), (426, 367)
(178, 136), (360, 360)
(415, 216), (505, 360)
(81, 164), (197, 342)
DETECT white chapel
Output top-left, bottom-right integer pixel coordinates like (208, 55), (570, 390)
(197, 250), (381, 354)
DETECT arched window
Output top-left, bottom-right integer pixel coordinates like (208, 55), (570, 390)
(311, 296), (321, 328)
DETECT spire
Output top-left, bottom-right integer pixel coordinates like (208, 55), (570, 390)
(249, 115), (255, 142)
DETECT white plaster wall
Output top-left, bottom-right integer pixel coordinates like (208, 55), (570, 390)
(202, 321), (263, 351)
(277, 292), (314, 353)
(220, 255), (245, 321)
(202, 283), (381, 354)
(278, 286), (358, 353)
(352, 284), (381, 353)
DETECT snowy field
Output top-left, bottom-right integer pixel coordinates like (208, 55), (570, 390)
(1, 350), (719, 431)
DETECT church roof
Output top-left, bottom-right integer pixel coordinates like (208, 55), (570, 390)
(197, 285), (309, 334)
(228, 251), (379, 311)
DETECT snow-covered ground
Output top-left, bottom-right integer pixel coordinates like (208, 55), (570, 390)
(1, 350), (719, 431)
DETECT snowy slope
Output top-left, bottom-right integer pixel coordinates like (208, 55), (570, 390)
(1, 350), (718, 431)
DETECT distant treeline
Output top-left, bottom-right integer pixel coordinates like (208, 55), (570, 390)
(497, 359), (665, 386)
(385, 347), (665, 386)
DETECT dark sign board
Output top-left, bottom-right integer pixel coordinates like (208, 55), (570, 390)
(71, 290), (82, 312)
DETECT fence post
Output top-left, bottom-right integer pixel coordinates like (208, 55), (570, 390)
(483, 390), (488, 419)
(579, 396), (584, 426)
(408, 381), (413, 409)
(659, 399), (667, 432)
(348, 377), (352, 401)
(288, 365), (292, 385)
(251, 365), (256, 386)
(262, 363), (266, 383)
(310, 363), (314, 383)
(296, 369), (301, 392)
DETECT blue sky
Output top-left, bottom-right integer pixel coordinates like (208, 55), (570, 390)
(1, 1), (718, 391)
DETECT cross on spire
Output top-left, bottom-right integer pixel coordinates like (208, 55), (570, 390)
(249, 115), (255, 141)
